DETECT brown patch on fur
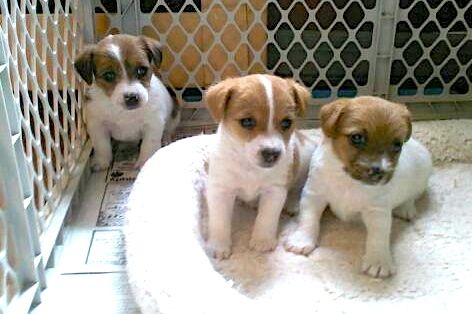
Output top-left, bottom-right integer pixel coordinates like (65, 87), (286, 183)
(204, 76), (269, 142)
(74, 34), (163, 92)
(320, 96), (412, 184)
(74, 46), (96, 85)
(92, 52), (122, 96)
(139, 36), (163, 75)
(270, 77), (308, 144)
(287, 79), (309, 117)
(204, 75), (310, 144)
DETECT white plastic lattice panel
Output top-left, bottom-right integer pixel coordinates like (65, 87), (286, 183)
(92, 0), (381, 129)
(265, 0), (378, 99)
(92, 0), (472, 131)
(0, 28), (42, 312)
(0, 180), (19, 314)
(0, 0), (87, 226)
(389, 0), (472, 101)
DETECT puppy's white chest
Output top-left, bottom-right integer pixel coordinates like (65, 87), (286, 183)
(236, 172), (270, 202)
(102, 114), (143, 141)
(319, 159), (389, 221)
(323, 174), (367, 221)
(210, 157), (288, 203)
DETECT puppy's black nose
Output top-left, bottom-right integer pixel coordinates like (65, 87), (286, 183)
(368, 166), (384, 177)
(124, 93), (139, 109)
(260, 148), (281, 165)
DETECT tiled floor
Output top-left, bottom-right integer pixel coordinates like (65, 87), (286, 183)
(33, 144), (141, 313)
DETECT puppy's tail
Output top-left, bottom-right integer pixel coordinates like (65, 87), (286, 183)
(125, 135), (263, 314)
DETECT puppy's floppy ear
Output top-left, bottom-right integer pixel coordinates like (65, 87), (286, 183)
(140, 36), (163, 68)
(398, 103), (412, 141)
(204, 79), (235, 122)
(319, 99), (350, 138)
(286, 79), (310, 117)
(74, 45), (96, 85)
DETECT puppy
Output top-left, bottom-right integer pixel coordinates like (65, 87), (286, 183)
(205, 74), (317, 259)
(285, 96), (432, 278)
(74, 34), (179, 170)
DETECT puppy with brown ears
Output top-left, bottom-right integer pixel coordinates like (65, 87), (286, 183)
(74, 34), (179, 170)
(205, 75), (317, 259)
(285, 96), (432, 278)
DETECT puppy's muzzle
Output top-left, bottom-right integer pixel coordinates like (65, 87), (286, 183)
(259, 148), (281, 168)
(368, 166), (385, 183)
(124, 93), (140, 110)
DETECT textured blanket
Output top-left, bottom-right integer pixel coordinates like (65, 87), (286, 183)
(125, 120), (472, 314)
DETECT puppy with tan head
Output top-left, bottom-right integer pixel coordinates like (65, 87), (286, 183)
(205, 74), (317, 259)
(74, 34), (179, 170)
(285, 96), (432, 278)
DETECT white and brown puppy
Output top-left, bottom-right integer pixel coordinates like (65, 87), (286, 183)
(205, 74), (317, 259)
(285, 96), (433, 278)
(74, 34), (179, 170)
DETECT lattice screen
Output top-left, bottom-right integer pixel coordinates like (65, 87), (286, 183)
(0, 28), (40, 313)
(390, 0), (472, 101)
(0, 0), (469, 311)
(0, 179), (19, 314)
(93, 0), (378, 130)
(0, 0), (86, 225)
(93, 0), (472, 132)
(0, 0), (86, 311)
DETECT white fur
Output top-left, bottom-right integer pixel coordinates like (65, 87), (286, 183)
(206, 77), (313, 259)
(110, 80), (149, 109)
(285, 136), (433, 278)
(86, 74), (176, 170)
(259, 74), (274, 130)
(108, 43), (121, 60)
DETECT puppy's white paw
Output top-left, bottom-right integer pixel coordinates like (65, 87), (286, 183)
(249, 236), (277, 253)
(394, 201), (416, 221)
(284, 230), (317, 256)
(206, 240), (232, 260)
(90, 156), (111, 172)
(362, 253), (396, 278)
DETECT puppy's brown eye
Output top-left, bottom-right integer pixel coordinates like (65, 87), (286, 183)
(102, 71), (116, 82)
(392, 140), (403, 153)
(240, 117), (256, 130)
(350, 133), (367, 148)
(280, 118), (292, 131)
(136, 66), (148, 78)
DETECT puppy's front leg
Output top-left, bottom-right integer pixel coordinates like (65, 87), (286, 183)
(206, 185), (236, 259)
(249, 186), (287, 252)
(88, 121), (112, 171)
(393, 199), (416, 221)
(361, 208), (396, 278)
(135, 127), (163, 169)
(284, 188), (327, 255)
